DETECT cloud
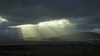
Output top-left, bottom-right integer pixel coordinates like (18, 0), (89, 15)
(0, 0), (99, 22)
(0, 0), (100, 33)
(92, 28), (100, 33)
(0, 17), (22, 29)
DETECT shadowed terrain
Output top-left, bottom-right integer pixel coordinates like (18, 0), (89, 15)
(0, 45), (100, 56)
(0, 32), (100, 56)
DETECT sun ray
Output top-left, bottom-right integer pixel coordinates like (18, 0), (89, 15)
(8, 19), (74, 41)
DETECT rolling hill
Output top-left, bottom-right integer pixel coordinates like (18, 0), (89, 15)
(0, 32), (100, 45)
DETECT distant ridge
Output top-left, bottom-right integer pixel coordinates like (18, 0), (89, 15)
(43, 32), (100, 41)
(0, 32), (100, 45)
(66, 32), (100, 38)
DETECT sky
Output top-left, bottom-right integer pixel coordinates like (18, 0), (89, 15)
(0, 0), (100, 38)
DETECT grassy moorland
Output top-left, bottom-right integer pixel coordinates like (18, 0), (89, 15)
(0, 45), (100, 56)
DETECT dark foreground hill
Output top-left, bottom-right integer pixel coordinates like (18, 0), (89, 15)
(0, 45), (100, 56)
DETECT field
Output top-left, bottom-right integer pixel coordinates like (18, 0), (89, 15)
(0, 45), (100, 56)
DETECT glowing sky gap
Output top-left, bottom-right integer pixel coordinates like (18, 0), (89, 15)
(38, 19), (70, 27)
(0, 17), (8, 23)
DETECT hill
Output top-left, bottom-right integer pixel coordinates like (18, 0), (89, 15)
(0, 32), (100, 45)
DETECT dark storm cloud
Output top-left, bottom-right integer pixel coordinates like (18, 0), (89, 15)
(0, 0), (81, 22)
(70, 16), (100, 30)
(0, 21), (21, 29)
(0, 0), (100, 31)
(0, 0), (99, 22)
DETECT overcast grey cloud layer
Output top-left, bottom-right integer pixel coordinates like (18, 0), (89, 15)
(0, 0), (100, 31)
